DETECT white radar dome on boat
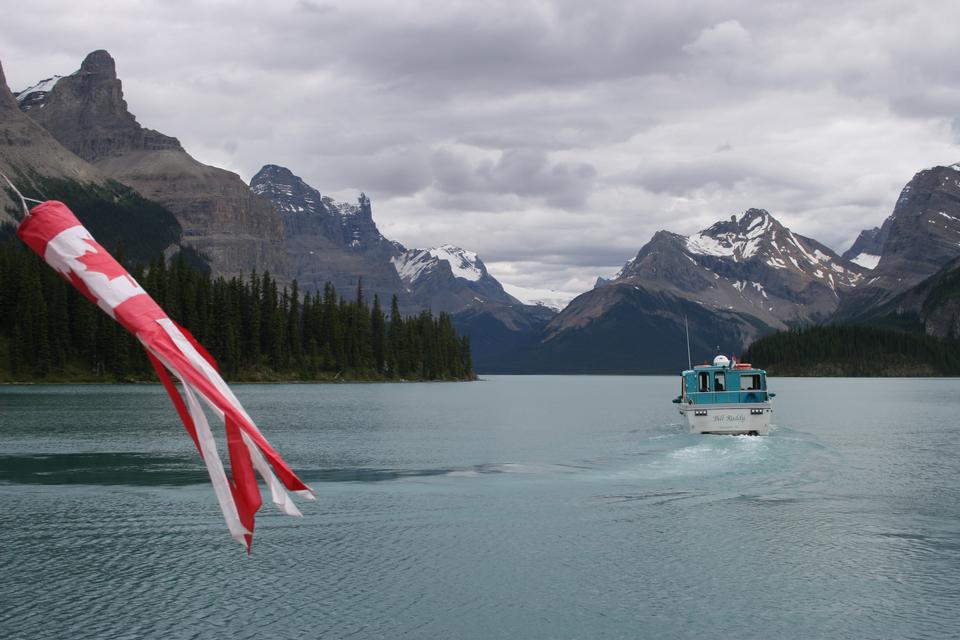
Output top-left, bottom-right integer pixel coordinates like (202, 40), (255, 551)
(712, 355), (730, 367)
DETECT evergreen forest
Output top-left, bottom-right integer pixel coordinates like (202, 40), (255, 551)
(742, 324), (960, 376)
(0, 234), (474, 382)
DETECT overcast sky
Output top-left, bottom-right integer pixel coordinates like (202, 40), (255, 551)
(3, 0), (960, 296)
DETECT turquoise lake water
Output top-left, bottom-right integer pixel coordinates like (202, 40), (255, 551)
(1, 376), (959, 639)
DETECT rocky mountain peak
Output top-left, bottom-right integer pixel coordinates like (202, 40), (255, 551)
(684, 208), (785, 262)
(254, 163), (294, 182)
(251, 163), (383, 250)
(833, 163), (960, 320)
(705, 208), (772, 235)
(251, 164), (321, 214)
(1, 55), (112, 211)
(836, 163), (960, 321)
(11, 51), (285, 278)
(610, 208), (864, 330)
(249, 163), (408, 308)
(250, 162), (518, 313)
(79, 49), (117, 77)
(876, 164), (960, 281)
(18, 50), (181, 162)
(16, 50), (118, 115)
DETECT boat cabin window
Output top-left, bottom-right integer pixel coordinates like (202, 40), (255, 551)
(714, 372), (725, 391)
(698, 371), (710, 392)
(741, 374), (762, 390)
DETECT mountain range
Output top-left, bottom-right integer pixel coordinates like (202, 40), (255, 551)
(3, 49), (960, 373)
(248, 163), (526, 315)
(465, 165), (960, 373)
(2, 51), (528, 310)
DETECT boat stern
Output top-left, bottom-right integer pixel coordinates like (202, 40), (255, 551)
(679, 403), (772, 436)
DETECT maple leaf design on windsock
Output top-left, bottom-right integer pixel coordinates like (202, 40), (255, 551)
(77, 238), (134, 284)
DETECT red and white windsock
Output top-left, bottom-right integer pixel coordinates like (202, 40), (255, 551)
(18, 201), (314, 550)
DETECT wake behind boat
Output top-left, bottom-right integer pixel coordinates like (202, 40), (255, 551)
(673, 355), (774, 435)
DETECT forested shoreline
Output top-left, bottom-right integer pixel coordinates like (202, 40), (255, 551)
(742, 324), (960, 376)
(0, 235), (474, 383)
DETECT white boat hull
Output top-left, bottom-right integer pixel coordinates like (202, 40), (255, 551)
(679, 403), (772, 435)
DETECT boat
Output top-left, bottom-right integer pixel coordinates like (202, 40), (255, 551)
(672, 355), (774, 435)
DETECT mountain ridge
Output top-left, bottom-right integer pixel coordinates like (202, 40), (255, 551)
(250, 163), (523, 316)
(249, 163), (408, 309)
(553, 208), (864, 340)
(17, 50), (286, 279)
(836, 163), (960, 321)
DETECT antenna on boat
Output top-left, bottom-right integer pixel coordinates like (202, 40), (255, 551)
(684, 314), (692, 370)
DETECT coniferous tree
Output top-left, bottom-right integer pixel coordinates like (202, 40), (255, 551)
(371, 295), (386, 374)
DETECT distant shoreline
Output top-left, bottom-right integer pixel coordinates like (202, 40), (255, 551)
(0, 376), (477, 385)
(5, 373), (960, 385)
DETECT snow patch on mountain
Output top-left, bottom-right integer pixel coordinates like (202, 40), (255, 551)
(686, 233), (735, 257)
(616, 257), (637, 282)
(429, 245), (482, 281)
(850, 253), (880, 270)
(391, 249), (436, 283)
(500, 283), (578, 311)
(15, 76), (64, 105)
(334, 195), (367, 219)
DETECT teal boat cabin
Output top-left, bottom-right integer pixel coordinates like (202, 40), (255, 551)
(674, 355), (774, 435)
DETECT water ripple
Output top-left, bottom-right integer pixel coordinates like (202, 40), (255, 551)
(2, 378), (960, 639)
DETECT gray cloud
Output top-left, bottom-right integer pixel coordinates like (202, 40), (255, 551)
(432, 147), (596, 209)
(616, 159), (815, 197)
(1, 0), (959, 293)
(683, 19), (751, 56)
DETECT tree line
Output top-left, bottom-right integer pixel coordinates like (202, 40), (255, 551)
(742, 324), (960, 376)
(0, 235), (474, 382)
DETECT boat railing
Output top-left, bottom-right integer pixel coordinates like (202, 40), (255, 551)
(686, 391), (770, 405)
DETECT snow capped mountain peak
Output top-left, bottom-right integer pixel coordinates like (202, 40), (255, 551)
(676, 208), (862, 288)
(611, 207), (865, 329)
(685, 208), (779, 262)
(392, 244), (485, 284)
(391, 244), (520, 309)
(251, 164), (322, 213)
(251, 165), (374, 222)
